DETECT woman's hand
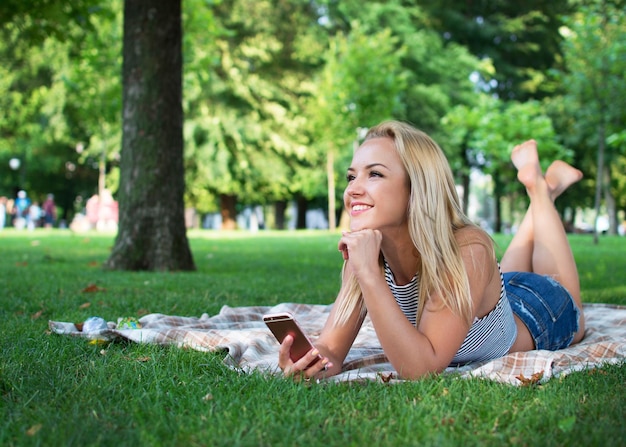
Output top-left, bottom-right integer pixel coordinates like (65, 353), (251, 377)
(278, 334), (335, 381)
(338, 229), (382, 280)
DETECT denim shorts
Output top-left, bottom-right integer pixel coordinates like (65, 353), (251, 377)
(503, 272), (580, 351)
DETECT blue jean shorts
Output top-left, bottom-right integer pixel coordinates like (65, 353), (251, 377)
(503, 272), (580, 351)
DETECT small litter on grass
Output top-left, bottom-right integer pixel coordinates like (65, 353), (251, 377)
(83, 317), (108, 333)
(117, 317), (142, 329)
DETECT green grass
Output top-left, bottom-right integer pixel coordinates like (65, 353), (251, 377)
(0, 230), (624, 447)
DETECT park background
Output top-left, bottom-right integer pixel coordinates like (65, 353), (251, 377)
(1, 2), (625, 445)
(1, 1), (625, 249)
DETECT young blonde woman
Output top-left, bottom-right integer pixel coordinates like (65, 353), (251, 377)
(278, 120), (585, 380)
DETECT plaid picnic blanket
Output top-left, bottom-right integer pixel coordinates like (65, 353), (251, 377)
(49, 302), (626, 385)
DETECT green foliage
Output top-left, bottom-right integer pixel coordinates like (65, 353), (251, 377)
(0, 231), (624, 446)
(308, 24), (407, 149)
(1, 0), (624, 229)
(555, 1), (626, 229)
(420, 0), (573, 100)
(442, 96), (572, 225)
(183, 0), (323, 209)
(0, 2), (119, 217)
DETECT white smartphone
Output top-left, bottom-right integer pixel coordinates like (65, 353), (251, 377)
(263, 312), (323, 367)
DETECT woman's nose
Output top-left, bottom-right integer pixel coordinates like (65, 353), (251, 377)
(345, 178), (363, 197)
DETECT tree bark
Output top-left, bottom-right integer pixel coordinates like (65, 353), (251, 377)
(327, 148), (336, 231)
(220, 194), (237, 230)
(493, 175), (504, 233)
(274, 200), (287, 230)
(604, 165), (618, 235)
(105, 0), (195, 271)
(593, 122), (606, 245)
(296, 195), (307, 229)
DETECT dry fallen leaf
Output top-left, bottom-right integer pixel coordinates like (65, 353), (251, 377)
(31, 309), (44, 320)
(516, 371), (544, 386)
(378, 372), (394, 383)
(26, 424), (43, 436)
(82, 284), (106, 293)
(79, 302), (91, 309)
(440, 418), (455, 426)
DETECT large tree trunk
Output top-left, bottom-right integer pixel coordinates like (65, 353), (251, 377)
(274, 200), (287, 230)
(493, 174), (504, 233)
(460, 171), (470, 216)
(220, 194), (237, 230)
(105, 0), (195, 271)
(327, 148), (336, 231)
(604, 165), (618, 235)
(593, 123), (606, 244)
(296, 195), (307, 229)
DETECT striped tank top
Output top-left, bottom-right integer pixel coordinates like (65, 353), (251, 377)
(384, 260), (517, 365)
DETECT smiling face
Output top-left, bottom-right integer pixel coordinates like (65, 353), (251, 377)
(344, 137), (411, 233)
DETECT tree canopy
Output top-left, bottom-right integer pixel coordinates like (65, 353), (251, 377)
(1, 0), (625, 242)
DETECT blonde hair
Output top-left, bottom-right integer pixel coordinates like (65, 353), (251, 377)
(334, 120), (489, 327)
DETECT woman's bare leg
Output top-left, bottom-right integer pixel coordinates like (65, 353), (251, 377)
(501, 151), (582, 273)
(501, 140), (585, 342)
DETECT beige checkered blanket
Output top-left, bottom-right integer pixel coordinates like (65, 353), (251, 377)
(49, 302), (626, 385)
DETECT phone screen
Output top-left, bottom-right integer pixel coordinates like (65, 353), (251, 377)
(263, 312), (322, 366)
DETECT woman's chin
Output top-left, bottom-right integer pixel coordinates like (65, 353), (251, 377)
(349, 222), (369, 232)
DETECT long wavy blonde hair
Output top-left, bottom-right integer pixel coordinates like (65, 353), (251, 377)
(333, 120), (489, 327)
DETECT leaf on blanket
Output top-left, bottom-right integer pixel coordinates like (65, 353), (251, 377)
(82, 284), (106, 293)
(378, 372), (394, 383)
(516, 371), (544, 386)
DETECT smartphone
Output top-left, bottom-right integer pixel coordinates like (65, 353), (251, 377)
(263, 312), (323, 367)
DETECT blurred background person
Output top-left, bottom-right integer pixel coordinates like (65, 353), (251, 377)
(13, 190), (31, 230)
(43, 193), (57, 228)
(0, 196), (7, 230)
(27, 201), (42, 230)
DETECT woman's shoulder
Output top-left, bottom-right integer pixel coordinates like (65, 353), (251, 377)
(455, 224), (493, 247)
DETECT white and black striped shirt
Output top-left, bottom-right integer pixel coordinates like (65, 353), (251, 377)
(384, 260), (517, 365)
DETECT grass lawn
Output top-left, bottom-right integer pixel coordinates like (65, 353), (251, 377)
(0, 229), (624, 446)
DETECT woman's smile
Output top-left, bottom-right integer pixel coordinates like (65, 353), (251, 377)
(344, 137), (410, 232)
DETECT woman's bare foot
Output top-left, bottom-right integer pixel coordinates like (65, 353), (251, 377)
(511, 140), (543, 189)
(545, 160), (583, 200)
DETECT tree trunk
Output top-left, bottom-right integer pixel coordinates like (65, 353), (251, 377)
(296, 195), (307, 229)
(220, 194), (238, 230)
(105, 0), (195, 271)
(460, 140), (471, 216)
(493, 175), (504, 233)
(327, 148), (336, 231)
(604, 165), (618, 235)
(274, 200), (287, 230)
(460, 171), (470, 216)
(593, 123), (606, 244)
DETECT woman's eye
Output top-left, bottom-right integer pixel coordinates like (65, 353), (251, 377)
(346, 174), (355, 182)
(370, 171), (383, 178)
